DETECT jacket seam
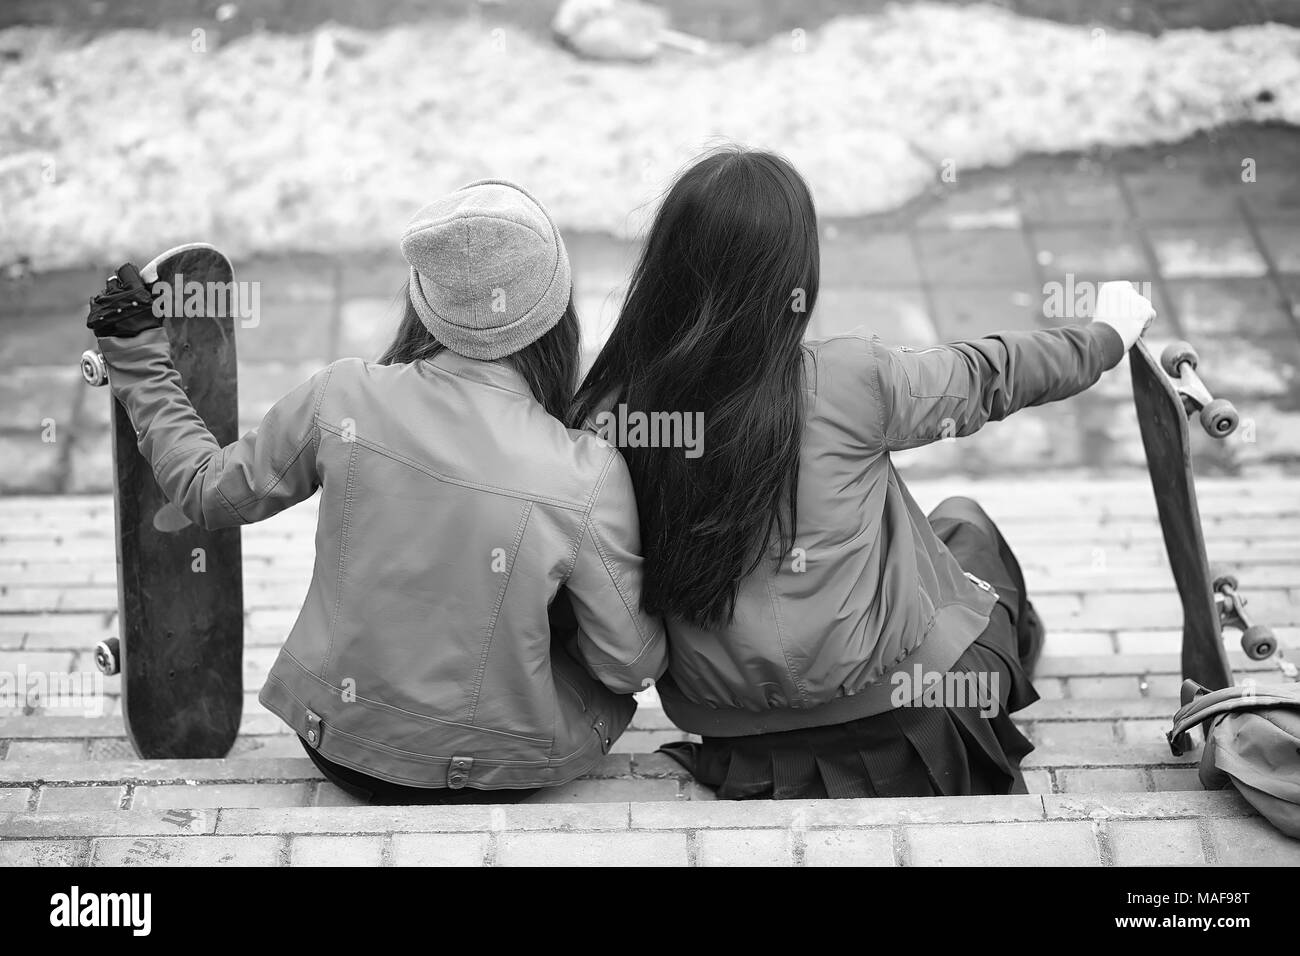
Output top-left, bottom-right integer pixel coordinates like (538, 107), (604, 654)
(153, 440), (211, 474)
(268, 674), (581, 770)
(205, 363), (334, 519)
(582, 448), (616, 520)
(222, 430), (316, 514)
(892, 345), (967, 400)
(315, 420), (586, 513)
(426, 360), (530, 398)
(320, 440), (358, 680)
(310, 363), (335, 458)
(466, 500), (533, 724)
(866, 336), (894, 452)
(272, 651), (552, 745)
(766, 572), (811, 706)
(584, 523), (647, 649)
(578, 452), (649, 652)
(321, 720), (578, 768)
(212, 485), (245, 524)
(556, 447), (614, 581)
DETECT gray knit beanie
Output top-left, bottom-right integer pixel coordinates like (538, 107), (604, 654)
(400, 179), (572, 361)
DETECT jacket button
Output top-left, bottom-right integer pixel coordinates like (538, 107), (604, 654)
(447, 756), (473, 789)
(306, 729), (317, 744)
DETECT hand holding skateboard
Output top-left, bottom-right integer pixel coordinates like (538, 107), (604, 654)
(1091, 280), (1155, 350)
(78, 242), (244, 759)
(86, 263), (161, 339)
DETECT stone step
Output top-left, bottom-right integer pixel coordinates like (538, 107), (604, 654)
(0, 695), (1191, 741)
(0, 726), (1197, 772)
(1, 481), (1293, 517)
(9, 515), (1300, 544)
(0, 698), (1205, 803)
(0, 756), (703, 813)
(4, 538), (1298, 573)
(3, 790), (1296, 866)
(0, 717), (1205, 807)
(2, 481), (1296, 864)
(4, 586), (1297, 631)
(5, 559), (1300, 595)
(6, 620), (1298, 654)
(5, 646), (1291, 718)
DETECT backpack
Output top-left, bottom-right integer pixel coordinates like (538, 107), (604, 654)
(1168, 679), (1300, 839)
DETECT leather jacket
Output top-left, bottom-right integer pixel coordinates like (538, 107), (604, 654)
(641, 323), (1125, 736)
(100, 330), (667, 789)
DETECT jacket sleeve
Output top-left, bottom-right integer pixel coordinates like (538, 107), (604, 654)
(875, 323), (1125, 450)
(98, 327), (326, 529)
(564, 449), (668, 694)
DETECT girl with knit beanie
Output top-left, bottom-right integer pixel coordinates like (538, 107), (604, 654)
(86, 180), (666, 803)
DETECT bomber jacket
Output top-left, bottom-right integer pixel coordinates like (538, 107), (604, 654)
(646, 322), (1126, 737)
(99, 329), (667, 790)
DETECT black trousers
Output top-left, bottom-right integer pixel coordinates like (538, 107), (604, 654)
(299, 739), (539, 805)
(927, 494), (1043, 674)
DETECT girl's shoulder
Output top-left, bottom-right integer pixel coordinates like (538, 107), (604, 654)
(801, 333), (880, 395)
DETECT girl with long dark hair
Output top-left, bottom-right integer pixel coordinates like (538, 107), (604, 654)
(572, 148), (1153, 798)
(87, 180), (666, 803)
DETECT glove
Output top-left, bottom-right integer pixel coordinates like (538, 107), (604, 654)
(1090, 281), (1155, 351)
(87, 263), (161, 339)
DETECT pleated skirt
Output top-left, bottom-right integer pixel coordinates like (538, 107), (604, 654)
(660, 605), (1037, 799)
(659, 495), (1044, 800)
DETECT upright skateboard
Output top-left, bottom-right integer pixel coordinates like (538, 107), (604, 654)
(1129, 338), (1276, 692)
(80, 242), (244, 758)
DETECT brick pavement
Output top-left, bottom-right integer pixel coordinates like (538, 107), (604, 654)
(3, 791), (1296, 866)
(2, 126), (1299, 492)
(1, 479), (1297, 863)
(3, 121), (1299, 863)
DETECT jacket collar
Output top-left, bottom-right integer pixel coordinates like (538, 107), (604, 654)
(426, 349), (531, 397)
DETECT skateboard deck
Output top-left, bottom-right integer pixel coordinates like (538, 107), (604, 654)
(83, 243), (244, 758)
(1129, 339), (1233, 692)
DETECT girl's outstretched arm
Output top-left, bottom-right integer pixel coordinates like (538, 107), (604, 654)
(873, 281), (1152, 450)
(99, 328), (326, 529)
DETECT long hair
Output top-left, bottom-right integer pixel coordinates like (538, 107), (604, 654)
(571, 148), (819, 628)
(379, 283), (581, 422)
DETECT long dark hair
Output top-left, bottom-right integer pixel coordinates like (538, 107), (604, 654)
(379, 282), (581, 422)
(571, 147), (819, 628)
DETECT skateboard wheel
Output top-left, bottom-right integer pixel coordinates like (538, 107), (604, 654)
(80, 349), (108, 387)
(1240, 625), (1276, 661)
(1199, 398), (1238, 438)
(93, 637), (120, 676)
(1210, 565), (1238, 593)
(1160, 340), (1198, 377)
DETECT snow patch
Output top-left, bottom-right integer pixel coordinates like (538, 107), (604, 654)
(1, 3), (1297, 268)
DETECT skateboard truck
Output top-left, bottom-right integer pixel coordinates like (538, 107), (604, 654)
(80, 349), (109, 387)
(93, 636), (121, 676)
(1160, 341), (1239, 438)
(1211, 566), (1277, 661)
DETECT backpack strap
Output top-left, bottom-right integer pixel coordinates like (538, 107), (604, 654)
(1168, 679), (1300, 756)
